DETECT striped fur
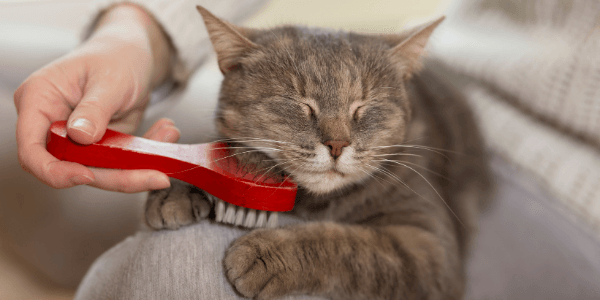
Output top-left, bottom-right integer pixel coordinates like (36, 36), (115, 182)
(146, 7), (491, 300)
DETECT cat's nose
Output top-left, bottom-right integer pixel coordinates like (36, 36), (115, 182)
(324, 140), (350, 159)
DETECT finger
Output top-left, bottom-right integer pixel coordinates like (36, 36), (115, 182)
(87, 168), (170, 193)
(20, 143), (95, 188)
(15, 80), (95, 188)
(151, 124), (180, 143)
(143, 118), (180, 142)
(67, 73), (139, 144)
(17, 120), (95, 188)
(142, 118), (175, 138)
(17, 113), (95, 188)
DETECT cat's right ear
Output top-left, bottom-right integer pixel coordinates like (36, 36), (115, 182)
(196, 6), (259, 74)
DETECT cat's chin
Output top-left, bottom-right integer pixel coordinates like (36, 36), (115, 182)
(292, 169), (363, 195)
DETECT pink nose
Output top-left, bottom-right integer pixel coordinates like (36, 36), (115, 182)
(324, 140), (349, 159)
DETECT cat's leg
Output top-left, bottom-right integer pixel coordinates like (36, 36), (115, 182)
(224, 221), (463, 300)
(145, 178), (214, 230)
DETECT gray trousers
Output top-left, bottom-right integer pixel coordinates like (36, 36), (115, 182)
(74, 215), (326, 300)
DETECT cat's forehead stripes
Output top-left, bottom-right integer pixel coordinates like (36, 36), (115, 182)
(300, 60), (363, 114)
(256, 28), (374, 114)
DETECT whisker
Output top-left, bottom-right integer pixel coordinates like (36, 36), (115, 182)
(356, 165), (389, 188)
(373, 159), (451, 180)
(363, 161), (465, 228)
(373, 144), (463, 155)
(211, 149), (274, 163)
(253, 159), (299, 182)
(369, 153), (424, 159)
(211, 146), (282, 152)
(221, 137), (291, 145)
(371, 145), (451, 160)
(365, 163), (413, 191)
(160, 145), (285, 177)
(385, 160), (466, 229)
(362, 163), (428, 202)
(261, 160), (309, 200)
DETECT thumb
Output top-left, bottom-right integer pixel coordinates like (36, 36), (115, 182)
(67, 77), (141, 144)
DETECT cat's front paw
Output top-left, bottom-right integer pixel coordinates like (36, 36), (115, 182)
(145, 179), (213, 230)
(224, 229), (299, 299)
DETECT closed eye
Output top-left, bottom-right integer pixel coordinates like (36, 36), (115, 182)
(351, 101), (368, 120)
(354, 105), (366, 120)
(301, 102), (314, 117)
(282, 96), (317, 117)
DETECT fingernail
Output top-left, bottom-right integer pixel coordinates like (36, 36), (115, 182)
(70, 118), (95, 137)
(147, 175), (170, 189)
(70, 175), (93, 186)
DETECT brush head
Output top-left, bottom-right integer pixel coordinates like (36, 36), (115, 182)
(47, 121), (297, 212)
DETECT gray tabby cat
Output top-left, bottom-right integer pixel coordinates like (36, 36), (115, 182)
(145, 6), (491, 300)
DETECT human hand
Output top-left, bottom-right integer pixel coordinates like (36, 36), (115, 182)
(14, 4), (179, 192)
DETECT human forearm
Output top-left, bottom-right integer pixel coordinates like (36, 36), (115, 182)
(93, 4), (173, 89)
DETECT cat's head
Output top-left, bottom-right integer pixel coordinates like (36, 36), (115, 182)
(197, 6), (443, 195)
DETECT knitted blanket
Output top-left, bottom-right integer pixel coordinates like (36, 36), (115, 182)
(431, 0), (600, 237)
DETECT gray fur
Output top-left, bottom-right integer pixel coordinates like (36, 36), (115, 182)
(145, 7), (491, 300)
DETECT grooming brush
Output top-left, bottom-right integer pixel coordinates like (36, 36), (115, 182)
(46, 121), (297, 228)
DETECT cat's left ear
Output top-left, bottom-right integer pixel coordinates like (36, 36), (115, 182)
(387, 16), (445, 79)
(196, 5), (259, 74)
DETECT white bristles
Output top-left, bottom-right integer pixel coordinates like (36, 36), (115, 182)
(234, 207), (246, 226)
(266, 212), (278, 228)
(213, 200), (279, 228)
(255, 211), (268, 228)
(243, 209), (257, 228)
(224, 203), (236, 224)
(215, 199), (225, 222)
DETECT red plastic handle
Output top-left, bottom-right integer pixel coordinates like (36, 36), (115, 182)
(47, 121), (297, 212)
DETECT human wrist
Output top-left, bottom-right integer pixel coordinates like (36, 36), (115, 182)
(92, 4), (173, 89)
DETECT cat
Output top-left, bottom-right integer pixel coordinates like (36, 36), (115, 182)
(145, 5), (491, 300)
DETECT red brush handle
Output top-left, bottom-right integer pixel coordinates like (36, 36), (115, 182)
(46, 121), (297, 212)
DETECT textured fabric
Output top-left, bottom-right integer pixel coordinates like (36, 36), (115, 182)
(430, 0), (600, 238)
(465, 155), (600, 300)
(464, 84), (600, 234)
(74, 215), (326, 300)
(85, 0), (266, 84)
(433, 0), (600, 146)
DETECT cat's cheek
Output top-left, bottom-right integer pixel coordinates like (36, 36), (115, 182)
(215, 121), (233, 137)
(217, 109), (243, 135)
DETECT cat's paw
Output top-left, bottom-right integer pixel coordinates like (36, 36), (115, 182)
(224, 229), (298, 299)
(145, 179), (212, 230)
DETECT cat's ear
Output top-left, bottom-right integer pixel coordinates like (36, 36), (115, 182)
(196, 5), (259, 74)
(387, 16), (445, 79)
